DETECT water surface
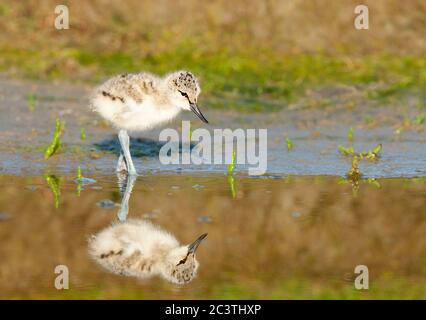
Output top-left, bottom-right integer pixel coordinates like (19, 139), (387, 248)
(0, 174), (425, 299)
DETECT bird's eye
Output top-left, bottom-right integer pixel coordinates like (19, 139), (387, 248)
(177, 257), (187, 266)
(179, 90), (188, 98)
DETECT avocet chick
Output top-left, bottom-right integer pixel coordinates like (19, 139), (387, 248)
(88, 219), (207, 284)
(91, 71), (208, 175)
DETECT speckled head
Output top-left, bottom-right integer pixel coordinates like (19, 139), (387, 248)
(163, 233), (207, 284)
(174, 71), (201, 101)
(167, 71), (208, 123)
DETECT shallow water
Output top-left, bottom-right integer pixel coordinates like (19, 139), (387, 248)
(0, 174), (425, 299)
(0, 80), (425, 298)
(0, 79), (425, 178)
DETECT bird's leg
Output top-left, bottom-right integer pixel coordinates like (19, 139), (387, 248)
(116, 152), (128, 173)
(116, 173), (137, 222)
(118, 129), (138, 176)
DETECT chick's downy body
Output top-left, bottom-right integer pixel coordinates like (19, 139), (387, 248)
(91, 73), (171, 131)
(90, 70), (208, 175)
(88, 219), (207, 284)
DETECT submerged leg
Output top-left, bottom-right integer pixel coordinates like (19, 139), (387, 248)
(116, 173), (137, 222)
(116, 152), (128, 173)
(118, 129), (138, 176)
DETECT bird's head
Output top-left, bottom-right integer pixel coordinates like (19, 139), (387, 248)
(162, 233), (207, 284)
(166, 71), (208, 123)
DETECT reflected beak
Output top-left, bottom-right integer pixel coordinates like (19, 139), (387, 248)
(190, 103), (208, 124)
(188, 233), (208, 253)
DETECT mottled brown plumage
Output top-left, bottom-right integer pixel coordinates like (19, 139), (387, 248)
(88, 219), (207, 284)
(90, 70), (208, 175)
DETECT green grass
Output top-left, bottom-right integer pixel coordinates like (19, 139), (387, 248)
(339, 144), (382, 160)
(76, 166), (83, 196)
(286, 137), (294, 151)
(76, 166), (82, 181)
(80, 128), (86, 141)
(338, 145), (354, 156)
(45, 174), (61, 209)
(27, 93), (37, 112)
(0, 44), (425, 112)
(227, 175), (237, 199)
(227, 149), (236, 174)
(18, 277), (426, 300)
(188, 121), (193, 140)
(347, 156), (361, 181)
(44, 119), (64, 159)
(347, 128), (354, 143)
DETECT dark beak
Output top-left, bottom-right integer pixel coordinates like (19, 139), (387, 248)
(188, 233), (208, 253)
(190, 103), (208, 124)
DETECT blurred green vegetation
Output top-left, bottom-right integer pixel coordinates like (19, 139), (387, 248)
(0, 45), (424, 112)
(0, 1), (425, 112)
(13, 277), (426, 300)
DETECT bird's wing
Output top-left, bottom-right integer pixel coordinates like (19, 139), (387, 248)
(133, 72), (159, 96)
(97, 73), (146, 105)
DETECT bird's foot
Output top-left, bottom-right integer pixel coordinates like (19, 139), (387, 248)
(116, 154), (128, 173)
(116, 168), (138, 176)
(126, 164), (138, 176)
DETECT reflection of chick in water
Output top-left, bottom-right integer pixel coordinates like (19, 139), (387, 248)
(89, 219), (207, 284)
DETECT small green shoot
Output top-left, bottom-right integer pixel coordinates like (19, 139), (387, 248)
(338, 145), (354, 156)
(347, 156), (361, 181)
(347, 155), (362, 196)
(189, 121), (193, 140)
(44, 119), (64, 159)
(27, 94), (37, 112)
(76, 166), (83, 196)
(228, 175), (237, 199)
(227, 149), (236, 175)
(45, 174), (61, 209)
(347, 128), (353, 143)
(80, 128), (86, 141)
(77, 165), (82, 181)
(359, 144), (382, 160)
(372, 144), (382, 155)
(286, 137), (294, 151)
(339, 144), (382, 160)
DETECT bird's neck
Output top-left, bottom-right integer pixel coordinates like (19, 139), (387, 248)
(154, 81), (176, 109)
